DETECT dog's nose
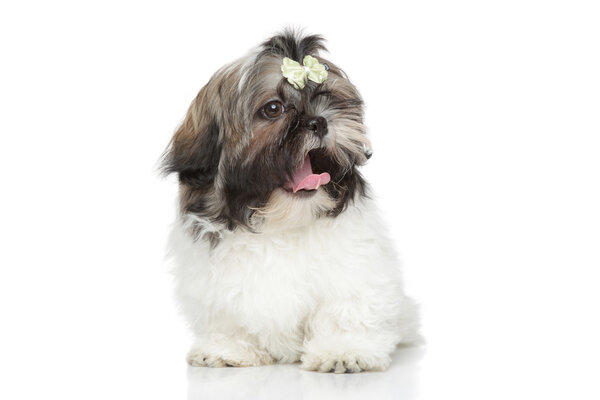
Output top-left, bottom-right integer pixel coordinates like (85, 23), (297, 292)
(305, 116), (328, 138)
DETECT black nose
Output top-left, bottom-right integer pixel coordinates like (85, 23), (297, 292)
(305, 116), (328, 138)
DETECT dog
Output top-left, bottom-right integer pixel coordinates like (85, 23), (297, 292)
(162, 29), (419, 373)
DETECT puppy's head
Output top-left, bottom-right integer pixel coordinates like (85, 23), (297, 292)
(163, 30), (372, 239)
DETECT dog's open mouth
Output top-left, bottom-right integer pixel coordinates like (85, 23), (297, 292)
(284, 150), (331, 193)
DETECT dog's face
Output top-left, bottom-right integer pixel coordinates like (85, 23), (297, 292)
(163, 31), (372, 240)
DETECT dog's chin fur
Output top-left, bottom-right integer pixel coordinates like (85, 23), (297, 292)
(163, 30), (419, 373)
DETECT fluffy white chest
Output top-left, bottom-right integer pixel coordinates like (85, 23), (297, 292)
(212, 232), (319, 330)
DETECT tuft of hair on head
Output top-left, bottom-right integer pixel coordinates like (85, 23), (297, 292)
(259, 28), (328, 61)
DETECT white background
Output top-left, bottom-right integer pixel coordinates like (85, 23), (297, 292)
(1, 1), (599, 399)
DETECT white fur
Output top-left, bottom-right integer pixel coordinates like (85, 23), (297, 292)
(168, 195), (419, 373)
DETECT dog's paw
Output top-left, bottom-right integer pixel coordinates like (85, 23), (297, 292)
(187, 351), (228, 367)
(187, 347), (274, 368)
(300, 352), (390, 373)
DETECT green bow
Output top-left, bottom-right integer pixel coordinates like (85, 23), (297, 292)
(281, 55), (328, 90)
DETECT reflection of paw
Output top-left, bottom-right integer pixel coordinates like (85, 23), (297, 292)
(187, 347), (274, 368)
(301, 352), (390, 373)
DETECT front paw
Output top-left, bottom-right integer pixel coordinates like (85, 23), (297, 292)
(187, 346), (274, 368)
(187, 351), (230, 367)
(300, 351), (390, 373)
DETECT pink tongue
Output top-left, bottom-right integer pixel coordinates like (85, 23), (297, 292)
(289, 155), (331, 193)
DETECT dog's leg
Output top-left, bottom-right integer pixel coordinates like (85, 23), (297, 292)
(187, 332), (275, 368)
(301, 298), (413, 373)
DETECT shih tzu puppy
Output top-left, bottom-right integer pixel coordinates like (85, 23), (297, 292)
(162, 30), (419, 373)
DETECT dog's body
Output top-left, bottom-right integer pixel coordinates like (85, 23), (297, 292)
(164, 30), (418, 373)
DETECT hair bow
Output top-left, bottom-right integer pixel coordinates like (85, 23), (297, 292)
(281, 55), (328, 90)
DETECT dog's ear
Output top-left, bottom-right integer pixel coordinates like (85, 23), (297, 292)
(162, 88), (222, 188)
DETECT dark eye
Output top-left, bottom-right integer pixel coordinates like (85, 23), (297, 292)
(262, 101), (285, 119)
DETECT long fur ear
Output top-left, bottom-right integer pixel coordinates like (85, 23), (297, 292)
(162, 88), (222, 189)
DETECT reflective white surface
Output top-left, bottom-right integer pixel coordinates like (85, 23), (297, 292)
(188, 346), (424, 400)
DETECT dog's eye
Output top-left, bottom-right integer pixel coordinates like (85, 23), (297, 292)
(262, 101), (285, 119)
